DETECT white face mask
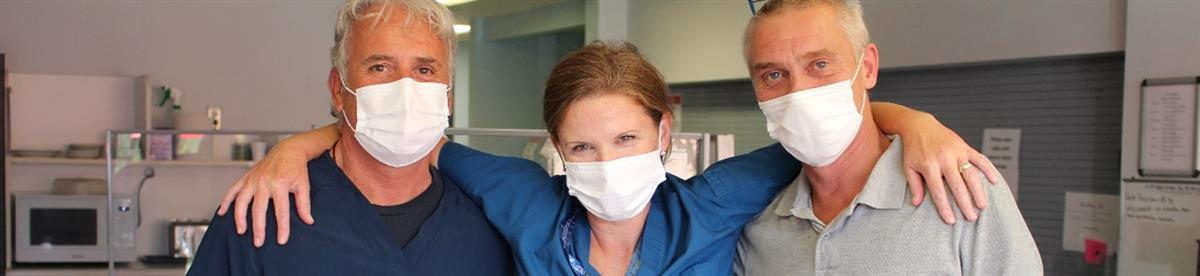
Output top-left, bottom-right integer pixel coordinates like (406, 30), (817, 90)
(758, 53), (866, 167)
(562, 122), (667, 222)
(341, 77), (450, 167)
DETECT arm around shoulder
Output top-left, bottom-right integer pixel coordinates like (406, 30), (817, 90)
(436, 141), (564, 232)
(693, 143), (802, 227)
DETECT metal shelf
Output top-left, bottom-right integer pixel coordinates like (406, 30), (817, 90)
(11, 157), (254, 167)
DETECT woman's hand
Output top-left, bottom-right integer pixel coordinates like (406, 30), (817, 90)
(216, 125), (340, 247)
(897, 113), (1001, 224)
(871, 102), (1002, 224)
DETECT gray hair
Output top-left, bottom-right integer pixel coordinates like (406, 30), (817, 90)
(744, 0), (871, 59)
(331, 0), (457, 81)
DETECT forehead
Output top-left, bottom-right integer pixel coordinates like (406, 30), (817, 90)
(748, 5), (850, 59)
(559, 93), (656, 134)
(348, 5), (448, 59)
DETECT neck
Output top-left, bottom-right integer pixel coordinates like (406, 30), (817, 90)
(804, 120), (890, 223)
(586, 205), (649, 274)
(333, 132), (433, 206)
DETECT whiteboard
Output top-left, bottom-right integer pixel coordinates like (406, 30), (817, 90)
(1118, 182), (1200, 276)
(1138, 79), (1198, 177)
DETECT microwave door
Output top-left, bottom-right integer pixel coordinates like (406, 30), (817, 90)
(29, 208), (99, 247)
(13, 194), (112, 263)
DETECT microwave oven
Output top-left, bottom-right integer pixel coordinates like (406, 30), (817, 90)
(12, 193), (136, 263)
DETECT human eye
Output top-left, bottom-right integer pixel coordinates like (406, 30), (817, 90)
(417, 66), (434, 75)
(368, 64), (389, 73)
(571, 144), (592, 153)
(618, 134), (636, 144)
(760, 70), (787, 87)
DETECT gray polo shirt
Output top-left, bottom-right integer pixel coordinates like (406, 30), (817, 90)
(735, 138), (1042, 276)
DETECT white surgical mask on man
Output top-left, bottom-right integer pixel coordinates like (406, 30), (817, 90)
(341, 77), (450, 167)
(758, 52), (867, 167)
(562, 122), (668, 221)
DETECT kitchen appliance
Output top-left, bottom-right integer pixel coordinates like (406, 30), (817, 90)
(12, 193), (136, 263)
(168, 220), (208, 258)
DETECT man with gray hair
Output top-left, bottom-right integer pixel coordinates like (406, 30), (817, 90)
(735, 0), (1042, 275)
(187, 1), (513, 274)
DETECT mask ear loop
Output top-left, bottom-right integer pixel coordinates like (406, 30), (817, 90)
(655, 119), (676, 164)
(850, 51), (868, 115)
(339, 76), (359, 132)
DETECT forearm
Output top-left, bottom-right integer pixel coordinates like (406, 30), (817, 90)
(277, 124), (341, 160)
(871, 102), (935, 136)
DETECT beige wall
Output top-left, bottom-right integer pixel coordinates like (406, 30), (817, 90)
(0, 1), (340, 131)
(628, 0), (1126, 84)
(1118, 1), (1200, 274)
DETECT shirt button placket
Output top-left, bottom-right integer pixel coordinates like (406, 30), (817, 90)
(819, 227), (840, 274)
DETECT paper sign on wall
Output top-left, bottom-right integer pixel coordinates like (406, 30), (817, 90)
(1138, 81), (1197, 177)
(1062, 192), (1120, 255)
(982, 128), (1021, 199)
(1124, 183), (1198, 226)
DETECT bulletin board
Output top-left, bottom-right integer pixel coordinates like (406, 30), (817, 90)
(1118, 182), (1200, 276)
(1138, 77), (1199, 178)
(1122, 77), (1200, 276)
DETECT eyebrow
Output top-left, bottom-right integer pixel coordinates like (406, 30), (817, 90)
(751, 62), (782, 73)
(414, 56), (442, 67)
(361, 54), (396, 65)
(561, 129), (643, 146)
(750, 49), (838, 73)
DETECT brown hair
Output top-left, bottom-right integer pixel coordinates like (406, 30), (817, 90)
(543, 41), (673, 140)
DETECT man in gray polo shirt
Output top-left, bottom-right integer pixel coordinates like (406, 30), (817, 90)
(735, 0), (1043, 275)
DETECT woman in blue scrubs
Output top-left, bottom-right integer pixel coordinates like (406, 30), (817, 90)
(219, 41), (998, 275)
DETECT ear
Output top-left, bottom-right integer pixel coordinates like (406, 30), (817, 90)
(328, 68), (351, 123)
(328, 68), (344, 112)
(862, 43), (880, 90)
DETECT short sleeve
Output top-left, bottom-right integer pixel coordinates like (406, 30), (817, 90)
(187, 211), (262, 276)
(436, 142), (565, 233)
(959, 174), (1044, 275)
(689, 143), (802, 227)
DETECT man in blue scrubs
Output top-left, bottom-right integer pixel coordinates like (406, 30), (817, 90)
(187, 1), (512, 275)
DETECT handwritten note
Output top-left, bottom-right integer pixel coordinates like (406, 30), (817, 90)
(1062, 192), (1119, 254)
(983, 128), (1021, 199)
(1123, 183), (1198, 226)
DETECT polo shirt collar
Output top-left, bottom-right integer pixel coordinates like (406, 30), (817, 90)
(773, 137), (908, 220)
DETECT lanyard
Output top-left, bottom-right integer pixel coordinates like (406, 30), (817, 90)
(559, 210), (643, 276)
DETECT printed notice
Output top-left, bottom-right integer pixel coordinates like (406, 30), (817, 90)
(1138, 83), (1196, 177)
(1062, 192), (1120, 254)
(1123, 183), (1199, 226)
(983, 128), (1021, 199)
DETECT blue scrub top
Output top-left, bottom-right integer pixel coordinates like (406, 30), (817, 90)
(188, 152), (514, 276)
(437, 142), (801, 275)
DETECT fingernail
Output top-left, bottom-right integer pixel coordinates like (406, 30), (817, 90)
(254, 238), (263, 247)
